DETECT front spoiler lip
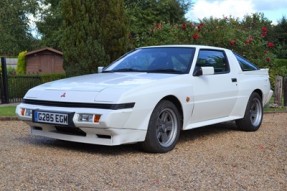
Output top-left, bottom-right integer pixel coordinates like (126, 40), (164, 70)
(30, 126), (147, 146)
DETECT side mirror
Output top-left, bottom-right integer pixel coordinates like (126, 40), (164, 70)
(193, 66), (214, 76)
(98, 66), (104, 73)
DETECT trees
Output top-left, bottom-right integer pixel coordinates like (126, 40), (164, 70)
(273, 16), (287, 58)
(0, 0), (39, 56)
(36, 0), (63, 50)
(61, 0), (128, 76)
(136, 13), (276, 68)
(124, 0), (190, 47)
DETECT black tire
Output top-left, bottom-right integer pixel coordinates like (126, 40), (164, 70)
(236, 92), (263, 131)
(141, 100), (181, 153)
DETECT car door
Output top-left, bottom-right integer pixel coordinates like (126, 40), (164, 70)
(190, 49), (238, 123)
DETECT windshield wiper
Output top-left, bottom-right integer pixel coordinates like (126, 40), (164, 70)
(103, 68), (145, 73)
(147, 69), (182, 74)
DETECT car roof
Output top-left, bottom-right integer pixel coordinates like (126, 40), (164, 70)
(140, 45), (228, 51)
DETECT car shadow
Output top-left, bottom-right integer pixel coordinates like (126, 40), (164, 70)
(19, 121), (238, 155)
(178, 121), (238, 144)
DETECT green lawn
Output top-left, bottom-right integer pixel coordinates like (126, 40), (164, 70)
(0, 106), (16, 117)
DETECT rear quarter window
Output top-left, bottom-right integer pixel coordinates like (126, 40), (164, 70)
(234, 53), (259, 71)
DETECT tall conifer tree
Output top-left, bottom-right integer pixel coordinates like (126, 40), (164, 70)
(61, 0), (128, 76)
(0, 0), (38, 56)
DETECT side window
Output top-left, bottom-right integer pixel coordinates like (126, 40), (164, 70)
(196, 50), (229, 74)
(234, 53), (259, 71)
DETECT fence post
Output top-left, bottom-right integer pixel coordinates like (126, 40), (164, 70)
(274, 76), (283, 106)
(284, 76), (287, 107)
(1, 57), (9, 104)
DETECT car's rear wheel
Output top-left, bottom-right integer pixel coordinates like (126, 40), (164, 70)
(236, 92), (263, 131)
(141, 100), (181, 153)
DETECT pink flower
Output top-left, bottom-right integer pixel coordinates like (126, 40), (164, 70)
(266, 57), (271, 62)
(261, 26), (268, 38)
(182, 23), (187, 30)
(197, 23), (204, 31)
(267, 42), (275, 48)
(261, 26), (268, 33)
(229, 40), (236, 46)
(155, 23), (162, 30)
(245, 36), (253, 44)
(192, 33), (199, 40)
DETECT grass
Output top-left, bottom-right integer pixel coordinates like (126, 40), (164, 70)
(0, 106), (16, 117)
(264, 105), (287, 112)
(264, 96), (287, 112)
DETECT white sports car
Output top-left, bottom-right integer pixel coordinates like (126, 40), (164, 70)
(16, 45), (273, 153)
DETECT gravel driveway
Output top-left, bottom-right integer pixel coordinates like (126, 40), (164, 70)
(0, 113), (286, 191)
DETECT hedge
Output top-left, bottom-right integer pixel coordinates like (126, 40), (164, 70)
(7, 73), (66, 102)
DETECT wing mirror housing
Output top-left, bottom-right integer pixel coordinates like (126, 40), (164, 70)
(98, 66), (104, 73)
(193, 66), (214, 76)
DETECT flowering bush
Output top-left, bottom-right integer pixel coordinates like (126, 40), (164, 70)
(134, 13), (279, 85)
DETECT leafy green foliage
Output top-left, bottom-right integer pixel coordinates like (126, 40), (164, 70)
(7, 74), (66, 102)
(137, 13), (277, 68)
(272, 17), (287, 59)
(40, 73), (66, 83)
(7, 67), (16, 76)
(0, 0), (39, 56)
(36, 0), (63, 50)
(61, 0), (128, 76)
(125, 0), (190, 48)
(274, 59), (287, 77)
(16, 51), (27, 75)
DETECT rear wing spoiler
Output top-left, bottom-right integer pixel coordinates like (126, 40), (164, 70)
(243, 68), (270, 76)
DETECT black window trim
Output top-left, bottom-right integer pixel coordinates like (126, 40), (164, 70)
(233, 52), (259, 71)
(194, 49), (230, 75)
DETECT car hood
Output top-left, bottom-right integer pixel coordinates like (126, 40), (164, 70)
(24, 73), (176, 103)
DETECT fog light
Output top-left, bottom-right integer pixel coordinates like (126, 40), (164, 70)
(79, 114), (94, 122)
(78, 114), (101, 123)
(21, 108), (32, 117)
(25, 109), (32, 117)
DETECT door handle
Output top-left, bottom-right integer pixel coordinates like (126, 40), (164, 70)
(231, 78), (237, 82)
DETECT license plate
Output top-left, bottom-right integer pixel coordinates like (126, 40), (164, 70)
(33, 111), (69, 125)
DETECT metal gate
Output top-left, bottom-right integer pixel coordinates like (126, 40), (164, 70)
(0, 57), (9, 104)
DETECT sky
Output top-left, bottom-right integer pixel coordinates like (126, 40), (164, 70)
(185, 0), (287, 24)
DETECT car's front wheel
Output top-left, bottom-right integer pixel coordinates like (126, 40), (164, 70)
(141, 100), (181, 153)
(236, 92), (263, 131)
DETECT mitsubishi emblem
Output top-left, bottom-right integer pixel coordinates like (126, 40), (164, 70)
(60, 92), (66, 98)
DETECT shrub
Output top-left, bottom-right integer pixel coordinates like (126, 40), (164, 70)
(7, 73), (66, 101)
(274, 59), (287, 77)
(40, 73), (66, 83)
(7, 67), (16, 76)
(16, 51), (27, 75)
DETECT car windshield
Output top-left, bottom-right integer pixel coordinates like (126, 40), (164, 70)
(103, 47), (195, 74)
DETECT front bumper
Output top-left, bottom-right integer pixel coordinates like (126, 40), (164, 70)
(16, 103), (147, 145)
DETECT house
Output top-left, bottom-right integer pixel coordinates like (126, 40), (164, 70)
(25, 47), (65, 74)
